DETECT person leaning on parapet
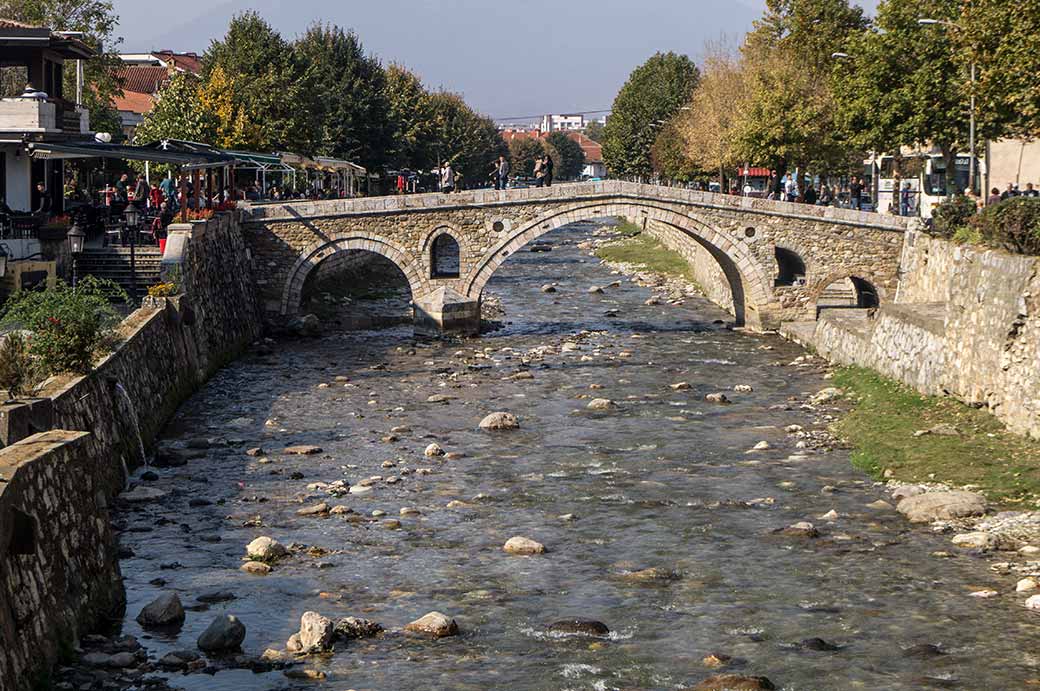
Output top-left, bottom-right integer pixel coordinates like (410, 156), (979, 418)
(1022, 182), (1038, 198)
(543, 155), (554, 187)
(848, 176), (863, 211)
(440, 161), (455, 194)
(1001, 182), (1019, 200)
(533, 156), (545, 187)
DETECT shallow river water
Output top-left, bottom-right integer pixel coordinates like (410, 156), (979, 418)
(112, 222), (1040, 690)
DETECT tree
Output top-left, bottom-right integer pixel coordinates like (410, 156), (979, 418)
(294, 24), (394, 169)
(602, 52), (700, 178)
(0, 0), (124, 137)
(679, 45), (747, 186)
(133, 73), (216, 145)
(584, 120), (606, 143)
(831, 0), (980, 191)
(651, 120), (699, 183)
(197, 66), (264, 149)
(958, 0), (1040, 138)
(427, 92), (507, 188)
(739, 0), (868, 178)
(203, 12), (301, 152)
(545, 131), (586, 180)
(385, 63), (435, 170)
(508, 136), (545, 178)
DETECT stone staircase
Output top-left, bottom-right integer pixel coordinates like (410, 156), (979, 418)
(73, 247), (163, 298)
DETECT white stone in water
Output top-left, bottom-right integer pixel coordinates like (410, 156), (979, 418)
(733, 384), (753, 393)
(503, 536), (547, 554)
(479, 412), (520, 430)
(970, 590), (999, 598)
(349, 485), (373, 495)
(1020, 545), (1040, 556)
(748, 441), (772, 452)
(819, 509), (839, 520)
(400, 507), (421, 516)
(951, 532), (995, 550)
(1017, 578), (1038, 592)
(670, 382), (690, 390)
(404, 611), (458, 638)
(298, 612), (334, 653)
(1026, 595), (1040, 610)
(424, 443), (446, 457)
(246, 536), (287, 561)
(587, 398), (618, 411)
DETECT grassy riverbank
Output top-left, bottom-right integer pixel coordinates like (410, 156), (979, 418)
(831, 366), (1040, 506)
(593, 222), (698, 282)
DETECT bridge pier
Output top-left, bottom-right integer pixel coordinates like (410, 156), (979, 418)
(413, 287), (481, 338)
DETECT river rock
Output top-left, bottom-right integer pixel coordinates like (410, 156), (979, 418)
(480, 412), (520, 430)
(670, 382), (690, 390)
(427, 394), (453, 403)
(284, 445), (323, 455)
(108, 651), (137, 668)
(246, 536), (287, 562)
(503, 536), (546, 554)
(541, 284), (557, 293)
(120, 486), (168, 503)
(902, 643), (945, 658)
(896, 491), (987, 523)
(1025, 595), (1040, 611)
(288, 313), (321, 337)
(748, 441), (772, 451)
(705, 392), (730, 404)
(335, 616), (383, 640)
(810, 387), (843, 404)
(1017, 578), (1038, 592)
(702, 653), (732, 668)
(621, 567), (680, 583)
(588, 286), (604, 294)
(799, 637), (841, 651)
(424, 443), (446, 457)
(778, 521), (818, 538)
(240, 561), (271, 575)
(509, 371), (535, 380)
(693, 674), (776, 690)
(733, 384), (754, 393)
(950, 532), (995, 550)
(197, 614), (246, 653)
(404, 611), (459, 638)
(296, 502), (329, 516)
(587, 398), (618, 411)
(136, 592), (185, 628)
(547, 619), (610, 636)
(297, 612), (334, 653)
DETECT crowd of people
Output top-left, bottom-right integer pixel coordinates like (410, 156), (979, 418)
(433, 153), (557, 195)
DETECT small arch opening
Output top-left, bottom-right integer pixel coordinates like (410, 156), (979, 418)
(817, 275), (880, 315)
(744, 227), (756, 238)
(431, 234), (461, 278)
(8, 509), (36, 556)
(774, 247), (806, 287)
(301, 249), (414, 329)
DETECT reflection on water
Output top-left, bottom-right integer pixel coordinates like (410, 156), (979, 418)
(114, 222), (1040, 690)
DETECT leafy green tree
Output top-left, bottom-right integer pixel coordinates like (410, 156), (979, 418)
(427, 91), (507, 188)
(133, 73), (216, 145)
(584, 120), (606, 143)
(294, 24), (394, 170)
(545, 131), (586, 180)
(958, 0), (1040, 137)
(385, 63), (435, 170)
(651, 120), (700, 183)
(831, 0), (982, 191)
(508, 137), (545, 178)
(602, 52), (700, 178)
(739, 0), (867, 178)
(680, 44), (746, 186)
(0, 0), (124, 137)
(203, 12), (302, 152)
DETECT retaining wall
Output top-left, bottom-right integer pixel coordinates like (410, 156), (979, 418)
(791, 231), (1040, 438)
(0, 212), (262, 690)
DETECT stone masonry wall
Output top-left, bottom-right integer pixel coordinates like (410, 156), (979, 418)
(0, 213), (263, 690)
(0, 431), (124, 688)
(798, 231), (1040, 439)
(647, 218), (734, 314)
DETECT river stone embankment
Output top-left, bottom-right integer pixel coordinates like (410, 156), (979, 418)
(0, 212), (261, 690)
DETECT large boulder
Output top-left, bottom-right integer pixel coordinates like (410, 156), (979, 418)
(297, 612), (334, 653)
(136, 592), (185, 628)
(586, 398), (618, 411)
(197, 614), (246, 653)
(246, 536), (287, 562)
(334, 617), (383, 640)
(404, 611), (458, 638)
(503, 536), (546, 555)
(896, 491), (987, 523)
(288, 314), (321, 337)
(479, 412), (520, 430)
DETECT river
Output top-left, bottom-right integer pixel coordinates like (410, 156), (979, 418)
(103, 221), (1040, 690)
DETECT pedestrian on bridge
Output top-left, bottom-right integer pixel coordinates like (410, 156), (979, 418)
(495, 155), (510, 190)
(440, 162), (455, 194)
(543, 155), (554, 187)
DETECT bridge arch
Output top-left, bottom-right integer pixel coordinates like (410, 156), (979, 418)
(462, 200), (776, 328)
(280, 232), (424, 315)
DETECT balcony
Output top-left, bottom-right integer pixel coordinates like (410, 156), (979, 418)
(0, 97), (90, 136)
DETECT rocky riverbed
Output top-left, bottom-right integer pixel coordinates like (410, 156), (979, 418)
(60, 220), (1040, 690)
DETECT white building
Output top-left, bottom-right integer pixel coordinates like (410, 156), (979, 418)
(540, 114), (585, 133)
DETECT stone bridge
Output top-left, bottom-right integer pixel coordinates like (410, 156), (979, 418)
(240, 181), (910, 335)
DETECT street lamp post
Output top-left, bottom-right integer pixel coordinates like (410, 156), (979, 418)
(66, 222), (85, 287)
(918, 18), (977, 195)
(123, 205), (139, 303)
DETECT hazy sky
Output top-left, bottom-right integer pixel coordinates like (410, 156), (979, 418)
(112, 0), (879, 121)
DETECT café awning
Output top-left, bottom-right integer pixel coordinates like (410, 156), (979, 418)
(27, 140), (236, 168)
